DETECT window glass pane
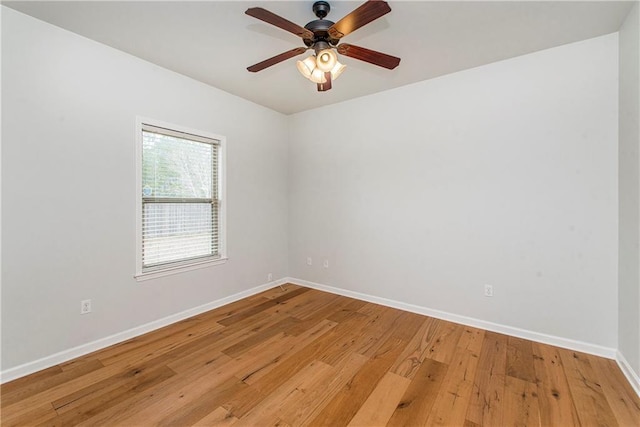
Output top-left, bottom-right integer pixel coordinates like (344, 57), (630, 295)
(142, 203), (216, 267)
(142, 131), (214, 199)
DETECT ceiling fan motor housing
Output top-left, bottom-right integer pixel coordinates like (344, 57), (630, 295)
(304, 1), (339, 47)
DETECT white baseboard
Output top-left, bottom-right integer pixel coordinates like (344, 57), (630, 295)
(0, 279), (288, 384)
(286, 277), (618, 360)
(616, 350), (640, 398)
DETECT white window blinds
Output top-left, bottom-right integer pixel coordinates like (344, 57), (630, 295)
(141, 124), (220, 271)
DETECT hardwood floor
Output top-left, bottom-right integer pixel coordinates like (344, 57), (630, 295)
(2, 285), (639, 426)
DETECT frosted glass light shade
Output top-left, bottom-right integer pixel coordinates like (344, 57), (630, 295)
(296, 55), (316, 79)
(309, 67), (328, 84)
(316, 49), (337, 72)
(330, 61), (346, 80)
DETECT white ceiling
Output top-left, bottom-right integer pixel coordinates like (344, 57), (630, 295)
(4, 1), (634, 115)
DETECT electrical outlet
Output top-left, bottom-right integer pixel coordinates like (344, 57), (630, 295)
(307, 257), (312, 266)
(80, 299), (92, 314)
(267, 273), (273, 281)
(484, 285), (493, 297)
(323, 259), (329, 268)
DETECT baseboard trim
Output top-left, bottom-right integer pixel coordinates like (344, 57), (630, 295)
(616, 350), (640, 398)
(0, 279), (288, 384)
(286, 277), (618, 360)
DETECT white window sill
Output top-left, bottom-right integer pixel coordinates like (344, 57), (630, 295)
(135, 257), (228, 282)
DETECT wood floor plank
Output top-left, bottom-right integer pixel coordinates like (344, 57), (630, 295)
(279, 352), (369, 426)
(347, 372), (411, 426)
(424, 348), (480, 426)
(245, 313), (368, 396)
(155, 378), (248, 426)
(286, 294), (363, 336)
(326, 298), (370, 323)
(162, 346), (231, 376)
(73, 352), (243, 425)
(192, 406), (239, 427)
(51, 364), (179, 413)
(235, 360), (335, 426)
(351, 305), (413, 358)
(1, 360), (137, 425)
(224, 332), (297, 380)
(41, 366), (177, 427)
(249, 287), (336, 326)
(312, 306), (385, 366)
(506, 336), (536, 383)
(386, 358), (448, 426)
(424, 321), (465, 365)
(1, 359), (104, 408)
(162, 312), (300, 374)
(590, 356), (640, 427)
(341, 304), (407, 360)
(558, 348), (619, 427)
(159, 305), (309, 374)
(278, 289), (339, 320)
(221, 316), (300, 358)
(217, 287), (310, 327)
(219, 381), (269, 420)
(465, 331), (507, 426)
(90, 367), (240, 425)
(308, 336), (408, 426)
(455, 326), (485, 357)
(1, 402), (58, 427)
(391, 316), (441, 379)
(390, 311), (430, 342)
(2, 286), (638, 427)
(502, 375), (540, 427)
(2, 363), (129, 422)
(240, 319), (337, 385)
(532, 342), (582, 427)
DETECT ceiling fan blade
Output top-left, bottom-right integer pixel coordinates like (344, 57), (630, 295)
(246, 7), (314, 39)
(328, 0), (391, 39)
(317, 72), (332, 92)
(337, 43), (400, 70)
(247, 47), (308, 72)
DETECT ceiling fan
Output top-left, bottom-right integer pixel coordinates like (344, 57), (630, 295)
(245, 0), (401, 92)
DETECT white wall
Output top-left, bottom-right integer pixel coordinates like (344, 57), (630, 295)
(619, 2), (640, 378)
(289, 34), (619, 348)
(1, 7), (289, 371)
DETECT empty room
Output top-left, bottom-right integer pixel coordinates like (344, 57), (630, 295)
(2, 0), (640, 425)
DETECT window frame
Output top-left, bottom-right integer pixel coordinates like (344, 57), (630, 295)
(134, 117), (227, 281)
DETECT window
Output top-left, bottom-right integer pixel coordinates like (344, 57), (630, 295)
(135, 119), (226, 280)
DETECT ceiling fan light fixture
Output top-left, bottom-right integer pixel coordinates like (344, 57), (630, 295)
(296, 55), (316, 79)
(315, 48), (337, 72)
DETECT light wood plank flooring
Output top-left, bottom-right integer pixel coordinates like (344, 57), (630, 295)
(2, 285), (639, 426)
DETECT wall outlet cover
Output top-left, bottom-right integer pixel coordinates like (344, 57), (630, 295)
(80, 299), (92, 314)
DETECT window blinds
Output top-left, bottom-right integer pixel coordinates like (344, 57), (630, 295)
(141, 124), (219, 270)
